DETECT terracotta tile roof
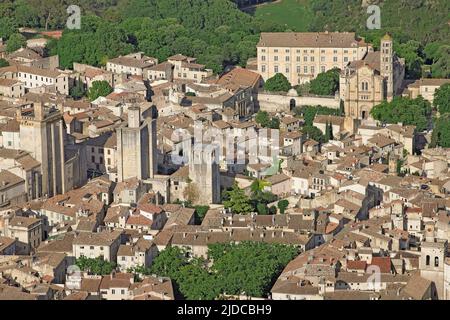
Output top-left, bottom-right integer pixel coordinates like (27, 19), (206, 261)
(346, 260), (367, 271)
(369, 257), (392, 274)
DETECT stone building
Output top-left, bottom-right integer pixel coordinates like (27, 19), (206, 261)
(188, 144), (221, 205)
(419, 237), (448, 299)
(257, 32), (372, 85)
(116, 106), (157, 182)
(17, 102), (66, 197)
(340, 34), (405, 120)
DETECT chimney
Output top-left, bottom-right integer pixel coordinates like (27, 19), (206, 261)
(34, 101), (45, 120)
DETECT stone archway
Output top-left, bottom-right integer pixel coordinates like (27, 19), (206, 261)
(289, 98), (296, 111)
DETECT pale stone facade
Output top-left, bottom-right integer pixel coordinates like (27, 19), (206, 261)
(257, 32), (372, 85)
(405, 78), (450, 105)
(340, 34), (405, 120)
(17, 102), (66, 197)
(116, 107), (157, 182)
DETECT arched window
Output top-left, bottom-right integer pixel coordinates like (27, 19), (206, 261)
(435, 257), (439, 267)
(426, 255), (430, 266)
(361, 81), (369, 91)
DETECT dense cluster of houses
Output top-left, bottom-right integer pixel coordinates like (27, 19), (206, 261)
(0, 32), (449, 300)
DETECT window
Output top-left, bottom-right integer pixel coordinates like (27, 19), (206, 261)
(303, 56), (308, 62)
(274, 66), (279, 73)
(274, 56), (278, 62)
(91, 156), (95, 163)
(112, 289), (115, 294)
(261, 65), (266, 73)
(285, 56), (290, 62)
(321, 56), (325, 62)
(426, 255), (430, 266)
(285, 67), (289, 73)
(344, 57), (348, 62)
(297, 66), (301, 73)
(361, 81), (369, 91)
(304, 66), (308, 74)
(261, 55), (266, 61)
(435, 257), (439, 267)
(90, 246), (94, 250)
(296, 56), (301, 62)
(311, 66), (315, 74)
(333, 57), (338, 62)
(310, 56), (315, 62)
(333, 50), (338, 54)
(321, 66), (326, 73)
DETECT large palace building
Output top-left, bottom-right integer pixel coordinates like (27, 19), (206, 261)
(257, 31), (372, 85)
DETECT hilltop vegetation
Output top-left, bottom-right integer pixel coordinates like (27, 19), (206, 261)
(1, 0), (447, 78)
(251, 0), (450, 79)
(0, 0), (284, 73)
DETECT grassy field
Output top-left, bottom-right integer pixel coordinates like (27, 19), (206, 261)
(253, 0), (313, 31)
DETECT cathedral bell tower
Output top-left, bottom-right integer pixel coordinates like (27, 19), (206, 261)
(380, 34), (394, 101)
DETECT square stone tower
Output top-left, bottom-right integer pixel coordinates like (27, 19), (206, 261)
(189, 143), (221, 205)
(17, 101), (66, 198)
(117, 106), (157, 182)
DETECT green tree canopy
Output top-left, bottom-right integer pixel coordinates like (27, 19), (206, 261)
(209, 242), (299, 297)
(302, 125), (325, 143)
(223, 182), (254, 214)
(6, 33), (26, 53)
(277, 200), (289, 214)
(69, 82), (86, 100)
(264, 73), (291, 92)
(431, 114), (450, 148)
(75, 256), (116, 275)
(309, 68), (340, 95)
(370, 96), (432, 132)
(88, 80), (113, 101)
(434, 83), (450, 114)
(0, 59), (9, 68)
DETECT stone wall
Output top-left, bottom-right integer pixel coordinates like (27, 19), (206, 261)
(256, 92), (340, 113)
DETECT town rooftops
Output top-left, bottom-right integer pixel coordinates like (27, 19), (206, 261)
(73, 230), (123, 246)
(9, 216), (40, 228)
(108, 56), (156, 69)
(0, 169), (24, 186)
(258, 32), (361, 48)
(215, 67), (261, 89)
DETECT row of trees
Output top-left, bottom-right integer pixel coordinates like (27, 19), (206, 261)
(370, 96), (432, 132)
(146, 243), (298, 299)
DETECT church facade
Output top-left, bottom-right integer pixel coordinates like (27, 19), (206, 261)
(340, 34), (405, 121)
